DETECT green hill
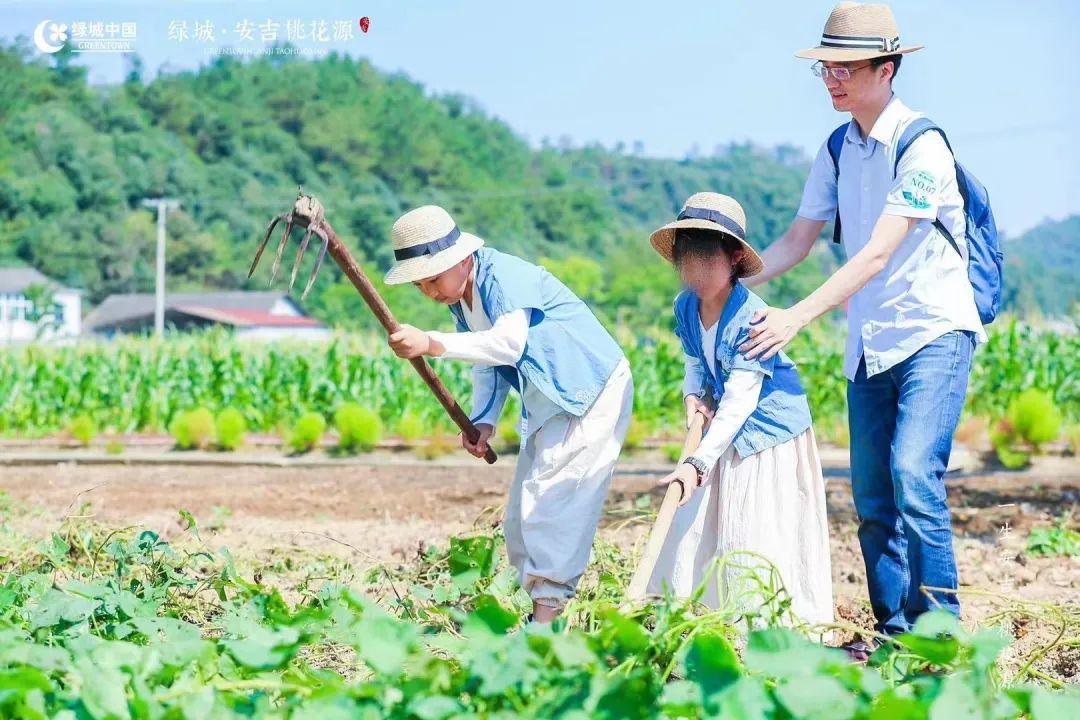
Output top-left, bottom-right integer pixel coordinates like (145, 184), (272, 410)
(1, 42), (1071, 331)
(1001, 215), (1080, 319)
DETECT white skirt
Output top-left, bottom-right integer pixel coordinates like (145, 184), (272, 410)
(647, 427), (834, 627)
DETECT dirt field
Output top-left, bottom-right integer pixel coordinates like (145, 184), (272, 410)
(1, 448), (1077, 681)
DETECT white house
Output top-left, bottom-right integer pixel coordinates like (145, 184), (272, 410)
(0, 267), (82, 345)
(83, 291), (330, 341)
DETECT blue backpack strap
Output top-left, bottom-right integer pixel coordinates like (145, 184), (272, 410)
(826, 123), (848, 244)
(894, 118), (962, 257)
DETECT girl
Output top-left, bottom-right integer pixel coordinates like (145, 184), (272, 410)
(384, 205), (634, 624)
(647, 192), (833, 627)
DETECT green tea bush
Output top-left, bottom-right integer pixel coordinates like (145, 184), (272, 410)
(169, 407), (215, 450)
(1006, 389), (1062, 450)
(67, 414), (96, 447)
(214, 408), (247, 451)
(396, 410), (425, 444)
(334, 402), (382, 453)
(288, 411), (326, 454)
(992, 389), (1064, 468)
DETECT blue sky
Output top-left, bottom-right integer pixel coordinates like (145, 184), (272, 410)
(2, 0), (1077, 236)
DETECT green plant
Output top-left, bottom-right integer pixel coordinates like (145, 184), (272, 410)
(1006, 389), (1062, 451)
(662, 443), (683, 463)
(624, 417), (648, 451)
(0, 327), (1076, 441)
(991, 419), (1028, 469)
(1064, 424), (1080, 456)
(334, 402), (382, 453)
(992, 388), (1065, 468)
(287, 411), (326, 454)
(104, 440), (124, 455)
(498, 422), (521, 451)
(67, 414), (96, 447)
(169, 407), (215, 450)
(214, 407), (247, 451)
(0, 512), (1076, 718)
(207, 505), (233, 533)
(1027, 514), (1080, 558)
(416, 433), (455, 460)
(396, 410), (425, 444)
(819, 417), (850, 448)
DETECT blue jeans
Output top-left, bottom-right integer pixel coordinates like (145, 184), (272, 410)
(848, 330), (975, 636)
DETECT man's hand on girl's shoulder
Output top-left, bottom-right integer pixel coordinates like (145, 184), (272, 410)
(739, 306), (807, 361)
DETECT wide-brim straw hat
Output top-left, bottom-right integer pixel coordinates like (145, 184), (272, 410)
(650, 192), (764, 278)
(384, 205), (485, 285)
(796, 2), (923, 62)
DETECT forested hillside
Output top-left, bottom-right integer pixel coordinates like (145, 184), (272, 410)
(0, 42), (1072, 331)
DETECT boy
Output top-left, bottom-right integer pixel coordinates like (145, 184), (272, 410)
(384, 205), (633, 623)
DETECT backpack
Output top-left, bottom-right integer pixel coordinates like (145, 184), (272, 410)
(826, 118), (1004, 325)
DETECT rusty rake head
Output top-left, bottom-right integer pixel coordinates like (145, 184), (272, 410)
(248, 190), (330, 300)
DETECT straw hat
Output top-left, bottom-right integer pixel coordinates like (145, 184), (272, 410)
(650, 192), (763, 278)
(384, 205), (485, 285)
(796, 2), (923, 62)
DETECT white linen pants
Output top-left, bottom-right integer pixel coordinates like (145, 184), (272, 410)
(503, 359), (633, 608)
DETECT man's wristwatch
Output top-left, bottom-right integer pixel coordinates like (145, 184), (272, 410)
(683, 456), (709, 484)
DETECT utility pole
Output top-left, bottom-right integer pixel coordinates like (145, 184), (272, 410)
(141, 198), (180, 337)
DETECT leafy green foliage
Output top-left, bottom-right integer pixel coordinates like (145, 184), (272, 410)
(1006, 389), (1063, 450)
(0, 324), (1076, 447)
(168, 406), (215, 450)
(992, 386), (1064, 467)
(66, 413), (95, 447)
(497, 421), (521, 451)
(287, 411), (326, 454)
(1026, 514), (1080, 558)
(333, 402), (382, 453)
(623, 417), (649, 452)
(395, 409), (425, 444)
(0, 515), (1075, 718)
(1065, 423), (1080, 457)
(214, 407), (247, 451)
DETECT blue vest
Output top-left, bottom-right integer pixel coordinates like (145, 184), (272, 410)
(448, 248), (624, 418)
(673, 283), (812, 457)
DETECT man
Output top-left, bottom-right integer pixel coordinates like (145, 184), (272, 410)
(740, 2), (985, 659)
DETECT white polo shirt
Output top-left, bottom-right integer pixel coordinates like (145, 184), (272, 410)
(797, 95), (986, 381)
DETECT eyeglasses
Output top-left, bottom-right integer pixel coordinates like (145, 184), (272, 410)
(811, 61), (873, 81)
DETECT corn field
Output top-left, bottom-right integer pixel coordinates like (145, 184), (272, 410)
(0, 321), (1075, 439)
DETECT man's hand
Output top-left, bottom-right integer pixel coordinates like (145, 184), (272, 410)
(741, 215), (915, 359)
(657, 462), (700, 507)
(684, 395), (714, 429)
(738, 306), (808, 361)
(462, 423), (495, 458)
(388, 324), (432, 359)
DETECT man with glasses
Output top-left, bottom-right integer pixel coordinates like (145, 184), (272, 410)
(739, 2), (986, 661)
